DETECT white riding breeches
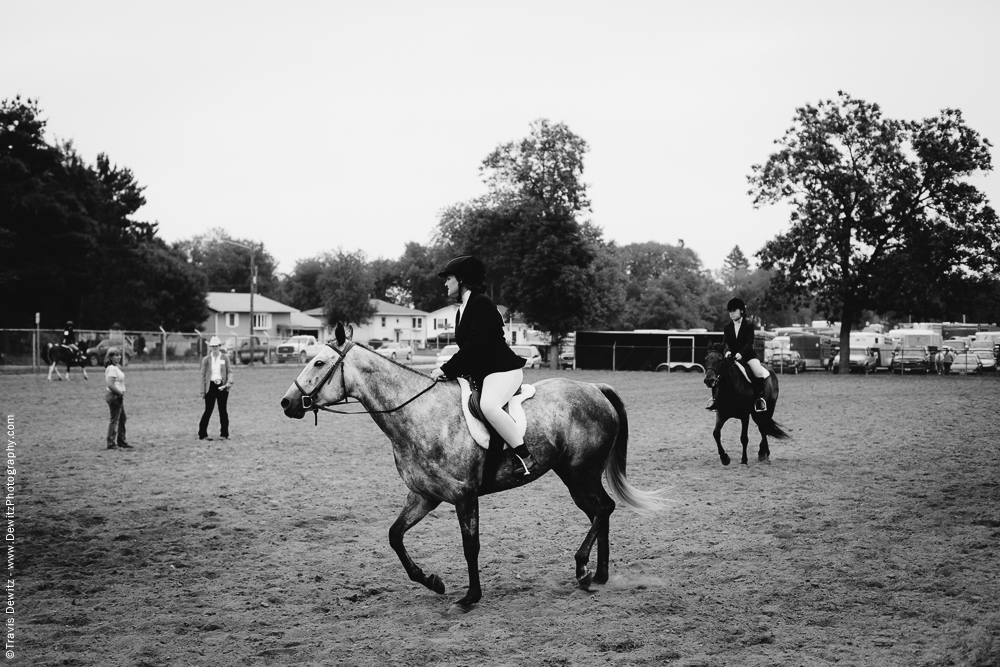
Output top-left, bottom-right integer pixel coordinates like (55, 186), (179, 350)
(746, 358), (767, 378)
(481, 368), (524, 447)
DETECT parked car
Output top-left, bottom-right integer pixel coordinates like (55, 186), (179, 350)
(511, 345), (543, 369)
(85, 338), (134, 367)
(368, 339), (385, 349)
(275, 335), (322, 364)
(237, 336), (272, 364)
(949, 352), (982, 374)
(888, 346), (930, 373)
(968, 341), (997, 371)
(771, 349), (808, 373)
(435, 344), (460, 369)
(559, 349), (575, 370)
(376, 342), (413, 361)
(831, 347), (877, 374)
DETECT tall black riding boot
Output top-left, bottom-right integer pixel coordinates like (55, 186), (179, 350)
(752, 378), (767, 413)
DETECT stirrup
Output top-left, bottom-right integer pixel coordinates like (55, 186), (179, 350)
(754, 398), (767, 413)
(511, 452), (537, 477)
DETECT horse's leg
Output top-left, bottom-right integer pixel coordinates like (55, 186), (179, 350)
(739, 415), (750, 465)
(555, 467), (617, 587)
(753, 412), (772, 463)
(47, 362), (56, 381)
(451, 496), (482, 612)
(713, 414), (730, 466)
(81, 366), (89, 380)
(388, 491), (446, 596)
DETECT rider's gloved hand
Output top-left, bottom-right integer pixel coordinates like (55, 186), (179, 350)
(430, 368), (447, 381)
(735, 353), (742, 361)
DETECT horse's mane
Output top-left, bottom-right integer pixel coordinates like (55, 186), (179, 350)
(350, 342), (436, 380)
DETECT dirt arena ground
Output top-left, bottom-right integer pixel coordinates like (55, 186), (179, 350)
(7, 364), (1000, 666)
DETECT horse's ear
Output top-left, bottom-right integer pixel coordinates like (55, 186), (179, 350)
(335, 322), (346, 347)
(344, 323), (354, 341)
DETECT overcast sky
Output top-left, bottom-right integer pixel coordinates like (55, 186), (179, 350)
(5, 1), (999, 275)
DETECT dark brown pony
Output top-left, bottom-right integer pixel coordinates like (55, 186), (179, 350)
(280, 323), (668, 612)
(703, 345), (789, 465)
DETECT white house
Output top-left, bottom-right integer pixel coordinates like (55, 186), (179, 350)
(203, 292), (296, 342)
(308, 300), (429, 348)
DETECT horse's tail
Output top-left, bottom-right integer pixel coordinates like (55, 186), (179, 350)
(758, 414), (790, 440)
(597, 384), (670, 517)
(41, 343), (52, 365)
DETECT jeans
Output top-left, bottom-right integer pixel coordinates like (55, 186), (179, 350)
(105, 393), (127, 448)
(199, 382), (230, 438)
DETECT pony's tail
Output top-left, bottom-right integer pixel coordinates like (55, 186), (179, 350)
(41, 343), (51, 365)
(760, 415), (790, 440)
(598, 384), (670, 517)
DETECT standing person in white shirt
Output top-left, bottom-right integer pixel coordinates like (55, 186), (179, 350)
(199, 336), (234, 441)
(104, 347), (132, 450)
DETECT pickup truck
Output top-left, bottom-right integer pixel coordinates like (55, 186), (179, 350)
(275, 335), (322, 364)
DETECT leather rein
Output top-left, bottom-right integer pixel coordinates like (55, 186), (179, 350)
(293, 340), (440, 424)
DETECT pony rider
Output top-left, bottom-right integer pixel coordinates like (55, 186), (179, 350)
(706, 298), (768, 413)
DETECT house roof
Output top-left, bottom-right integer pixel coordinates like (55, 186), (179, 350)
(207, 292), (296, 314)
(289, 311), (325, 328)
(304, 300), (429, 319)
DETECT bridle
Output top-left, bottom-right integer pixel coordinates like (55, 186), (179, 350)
(704, 351), (736, 388)
(293, 340), (441, 423)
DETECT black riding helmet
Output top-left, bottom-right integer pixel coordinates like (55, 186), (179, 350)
(727, 297), (746, 313)
(438, 255), (486, 289)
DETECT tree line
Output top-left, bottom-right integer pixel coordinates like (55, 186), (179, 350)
(4, 96), (999, 367)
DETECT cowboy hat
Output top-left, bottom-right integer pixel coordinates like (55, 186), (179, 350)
(208, 336), (222, 347)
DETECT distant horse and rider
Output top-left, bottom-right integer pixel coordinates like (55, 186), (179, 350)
(43, 320), (90, 381)
(280, 323), (669, 612)
(703, 344), (790, 466)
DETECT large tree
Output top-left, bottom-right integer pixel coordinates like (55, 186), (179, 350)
(749, 92), (999, 371)
(1, 97), (208, 329)
(618, 241), (722, 330)
(177, 228), (281, 299)
(316, 249), (378, 327)
(439, 120), (605, 366)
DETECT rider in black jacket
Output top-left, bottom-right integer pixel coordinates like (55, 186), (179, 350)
(430, 256), (535, 476)
(61, 321), (79, 353)
(706, 298), (768, 413)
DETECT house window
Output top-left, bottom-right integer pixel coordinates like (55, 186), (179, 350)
(381, 316), (386, 327)
(226, 313), (239, 328)
(413, 317), (423, 328)
(252, 313), (269, 330)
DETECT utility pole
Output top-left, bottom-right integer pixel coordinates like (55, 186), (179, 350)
(221, 239), (258, 367)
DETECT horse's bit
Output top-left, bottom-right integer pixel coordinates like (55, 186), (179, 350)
(294, 340), (439, 424)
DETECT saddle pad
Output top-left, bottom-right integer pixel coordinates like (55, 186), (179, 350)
(457, 378), (536, 449)
(735, 362), (770, 383)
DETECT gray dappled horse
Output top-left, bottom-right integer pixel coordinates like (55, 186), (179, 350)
(703, 345), (789, 466)
(281, 323), (668, 612)
(42, 343), (90, 382)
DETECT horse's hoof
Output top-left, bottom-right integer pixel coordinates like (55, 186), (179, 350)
(593, 571), (609, 586)
(428, 574), (445, 595)
(577, 569), (593, 590)
(741, 460), (749, 466)
(720, 455), (731, 466)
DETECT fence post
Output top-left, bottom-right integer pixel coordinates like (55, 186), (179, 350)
(159, 327), (167, 368)
(612, 341), (616, 372)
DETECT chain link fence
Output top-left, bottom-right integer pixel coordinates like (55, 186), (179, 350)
(0, 329), (278, 373)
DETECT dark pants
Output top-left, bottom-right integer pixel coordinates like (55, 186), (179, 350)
(199, 382), (230, 438)
(106, 394), (127, 448)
